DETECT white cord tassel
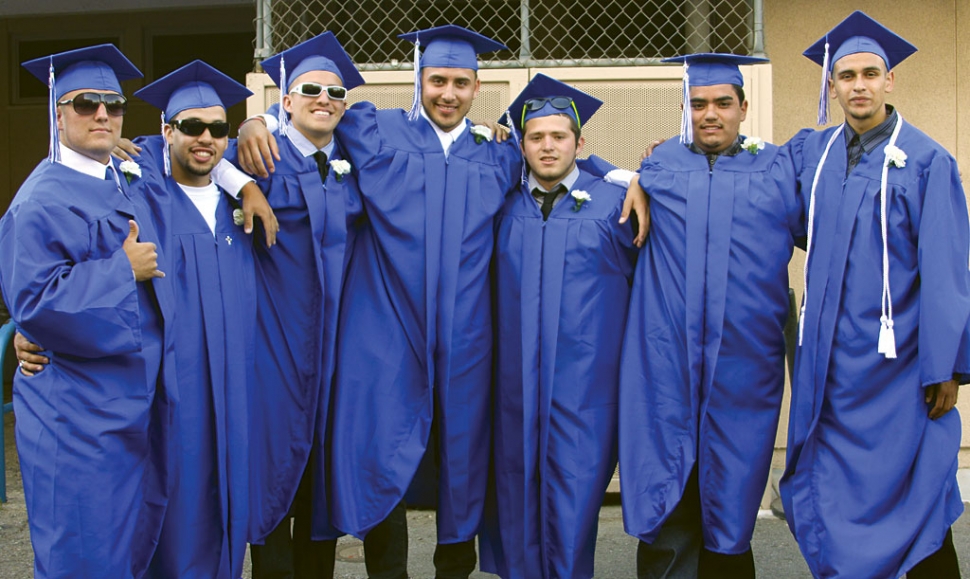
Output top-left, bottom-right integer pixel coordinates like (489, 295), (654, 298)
(48, 58), (60, 164)
(162, 111), (171, 177)
(279, 54), (289, 138)
(503, 109), (527, 186)
(407, 37), (422, 122)
(816, 40), (830, 126)
(679, 62), (692, 145)
(877, 117), (904, 359)
(799, 126), (843, 346)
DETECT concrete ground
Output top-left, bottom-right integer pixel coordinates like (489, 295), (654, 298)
(0, 414), (968, 578)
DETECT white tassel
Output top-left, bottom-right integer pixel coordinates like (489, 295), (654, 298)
(876, 116), (904, 359)
(800, 126), (843, 347)
(407, 36), (422, 122)
(817, 41), (830, 126)
(279, 54), (289, 138)
(878, 316), (897, 359)
(48, 58), (60, 164)
(679, 62), (692, 145)
(162, 111), (171, 177)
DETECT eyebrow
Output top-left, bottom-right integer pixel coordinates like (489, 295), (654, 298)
(690, 96), (735, 104)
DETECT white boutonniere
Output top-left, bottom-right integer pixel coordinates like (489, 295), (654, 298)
(884, 145), (907, 168)
(571, 189), (591, 212)
(741, 136), (765, 155)
(330, 159), (352, 182)
(470, 125), (492, 144)
(119, 160), (141, 184)
(232, 208), (245, 227)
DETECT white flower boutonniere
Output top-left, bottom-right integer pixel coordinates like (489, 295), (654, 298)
(330, 159), (352, 182)
(571, 190), (591, 212)
(470, 125), (492, 144)
(119, 160), (142, 184)
(233, 208), (245, 227)
(741, 136), (765, 155)
(884, 145), (907, 168)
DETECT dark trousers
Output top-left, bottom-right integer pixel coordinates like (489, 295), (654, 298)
(907, 528), (961, 579)
(637, 467), (755, 579)
(363, 500), (477, 579)
(251, 461), (336, 579)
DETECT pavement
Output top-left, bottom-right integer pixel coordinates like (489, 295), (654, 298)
(0, 415), (968, 578)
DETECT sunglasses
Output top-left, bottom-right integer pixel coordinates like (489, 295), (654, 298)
(57, 92), (128, 117)
(521, 97), (581, 129)
(289, 82), (348, 101)
(171, 118), (231, 139)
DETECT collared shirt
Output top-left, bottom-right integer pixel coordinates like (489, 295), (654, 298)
(420, 106), (468, 156)
(528, 165), (580, 209)
(843, 105), (897, 175)
(58, 143), (116, 183)
(688, 138), (744, 169)
(285, 125), (337, 160)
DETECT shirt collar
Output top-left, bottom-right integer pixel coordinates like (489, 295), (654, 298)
(843, 105), (898, 153)
(286, 126), (336, 159)
(528, 164), (580, 193)
(420, 106), (468, 153)
(57, 143), (113, 180)
(687, 137), (743, 159)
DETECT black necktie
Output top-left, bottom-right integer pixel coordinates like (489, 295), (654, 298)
(534, 184), (566, 221)
(846, 134), (862, 176)
(313, 150), (329, 182)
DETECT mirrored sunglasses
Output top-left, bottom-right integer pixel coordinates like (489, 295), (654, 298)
(171, 118), (231, 139)
(521, 97), (580, 130)
(289, 82), (348, 101)
(57, 92), (128, 117)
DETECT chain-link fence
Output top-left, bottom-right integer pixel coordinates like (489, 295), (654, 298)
(254, 0), (763, 70)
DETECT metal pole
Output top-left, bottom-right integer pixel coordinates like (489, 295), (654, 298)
(520, 0), (532, 62)
(751, 0), (766, 57)
(685, 0), (711, 54)
(253, 0), (275, 62)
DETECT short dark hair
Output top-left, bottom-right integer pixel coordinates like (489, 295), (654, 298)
(731, 84), (745, 104)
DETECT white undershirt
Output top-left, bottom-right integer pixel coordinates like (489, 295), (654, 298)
(179, 181), (221, 236)
(419, 107), (468, 156)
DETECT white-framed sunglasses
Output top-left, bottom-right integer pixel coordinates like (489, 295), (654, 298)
(289, 82), (348, 101)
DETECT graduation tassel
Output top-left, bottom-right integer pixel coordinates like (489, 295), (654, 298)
(816, 40), (830, 126)
(679, 62), (693, 145)
(407, 36), (422, 122)
(876, 116), (904, 359)
(48, 57), (60, 164)
(161, 111), (171, 177)
(278, 54), (290, 138)
(503, 109), (527, 186)
(800, 126), (842, 347)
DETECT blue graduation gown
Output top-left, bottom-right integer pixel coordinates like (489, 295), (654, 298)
(329, 104), (521, 541)
(780, 123), (970, 578)
(224, 132), (363, 542)
(480, 169), (636, 579)
(619, 141), (801, 553)
(132, 136), (256, 578)
(0, 159), (177, 578)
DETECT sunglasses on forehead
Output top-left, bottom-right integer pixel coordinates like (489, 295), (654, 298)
(57, 92), (128, 117)
(171, 118), (231, 139)
(289, 82), (348, 101)
(521, 97), (581, 130)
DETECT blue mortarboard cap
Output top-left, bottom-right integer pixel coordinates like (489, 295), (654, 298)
(661, 53), (768, 87)
(507, 73), (602, 135)
(261, 32), (365, 92)
(22, 43), (142, 100)
(803, 11), (916, 125)
(803, 11), (916, 71)
(135, 60), (252, 122)
(21, 43), (142, 164)
(398, 25), (507, 71)
(663, 53), (768, 145)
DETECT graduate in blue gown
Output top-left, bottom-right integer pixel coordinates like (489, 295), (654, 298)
(328, 25), (520, 576)
(131, 60), (257, 579)
(0, 45), (177, 578)
(228, 33), (366, 577)
(780, 12), (969, 578)
(619, 54), (803, 578)
(479, 74), (637, 579)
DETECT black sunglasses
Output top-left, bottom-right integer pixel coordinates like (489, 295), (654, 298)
(57, 92), (128, 117)
(289, 82), (348, 101)
(171, 118), (231, 139)
(521, 97), (580, 129)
